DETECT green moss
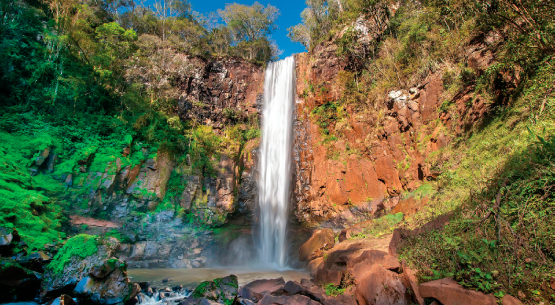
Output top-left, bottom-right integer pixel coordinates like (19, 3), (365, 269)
(46, 234), (99, 275)
(105, 229), (133, 243)
(191, 281), (212, 298)
(0, 133), (65, 250)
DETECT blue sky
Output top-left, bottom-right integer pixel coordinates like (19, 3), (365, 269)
(189, 0), (308, 58)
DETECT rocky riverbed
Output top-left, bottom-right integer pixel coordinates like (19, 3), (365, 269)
(1, 220), (524, 305)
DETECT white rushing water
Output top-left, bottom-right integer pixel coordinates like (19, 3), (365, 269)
(258, 56), (296, 269)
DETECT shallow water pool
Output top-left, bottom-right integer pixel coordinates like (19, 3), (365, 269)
(128, 267), (310, 288)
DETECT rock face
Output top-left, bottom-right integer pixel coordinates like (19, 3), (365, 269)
(292, 25), (500, 225)
(178, 57), (264, 126)
(28, 56), (263, 230)
(299, 229), (335, 262)
(29, 56), (264, 268)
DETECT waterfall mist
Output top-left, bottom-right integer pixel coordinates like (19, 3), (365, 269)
(257, 56), (296, 269)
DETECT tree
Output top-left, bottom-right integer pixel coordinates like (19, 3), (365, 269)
(218, 2), (279, 43)
(287, 0), (341, 50)
(217, 2), (280, 62)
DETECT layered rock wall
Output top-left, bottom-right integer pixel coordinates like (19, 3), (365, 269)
(293, 32), (497, 225)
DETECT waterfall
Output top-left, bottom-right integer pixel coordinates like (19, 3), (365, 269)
(257, 56), (296, 269)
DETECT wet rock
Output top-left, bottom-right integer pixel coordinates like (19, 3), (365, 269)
(17, 251), (51, 273)
(40, 237), (138, 304)
(73, 259), (140, 305)
(182, 275), (238, 305)
(0, 228), (20, 257)
(45, 294), (77, 305)
(299, 229), (335, 262)
(0, 259), (41, 302)
(258, 294), (321, 305)
(419, 278), (497, 305)
(355, 265), (409, 305)
(239, 277), (285, 301)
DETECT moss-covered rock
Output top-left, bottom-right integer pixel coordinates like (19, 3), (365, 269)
(40, 235), (118, 300)
(184, 275), (239, 305)
(74, 259), (140, 305)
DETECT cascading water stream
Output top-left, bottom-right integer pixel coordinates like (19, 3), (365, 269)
(257, 56), (296, 269)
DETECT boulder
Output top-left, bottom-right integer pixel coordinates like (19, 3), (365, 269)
(0, 227), (20, 257)
(307, 257), (324, 277)
(258, 294), (321, 305)
(41, 236), (138, 304)
(314, 269), (343, 286)
(355, 265), (409, 305)
(17, 251), (51, 273)
(314, 237), (400, 286)
(337, 226), (364, 243)
(74, 259), (140, 304)
(0, 259), (41, 302)
(239, 277), (285, 299)
(40, 236), (119, 300)
(419, 278), (497, 305)
(299, 229), (335, 262)
(182, 275), (238, 305)
(401, 260), (424, 305)
(501, 294), (523, 305)
(46, 294), (77, 305)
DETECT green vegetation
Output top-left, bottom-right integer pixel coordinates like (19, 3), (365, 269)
(399, 80), (555, 300)
(0, 133), (65, 250)
(46, 234), (99, 275)
(105, 229), (134, 244)
(350, 213), (404, 239)
(311, 101), (346, 143)
(324, 283), (346, 297)
(191, 281), (211, 298)
(0, 0), (268, 245)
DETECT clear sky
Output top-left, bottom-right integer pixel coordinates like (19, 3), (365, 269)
(189, 0), (308, 58)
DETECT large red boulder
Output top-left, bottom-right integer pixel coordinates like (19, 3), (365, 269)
(419, 278), (497, 305)
(355, 265), (409, 305)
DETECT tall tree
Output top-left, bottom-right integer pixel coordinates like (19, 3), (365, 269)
(218, 2), (279, 43)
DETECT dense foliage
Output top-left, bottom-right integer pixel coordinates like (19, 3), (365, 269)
(0, 0), (270, 249)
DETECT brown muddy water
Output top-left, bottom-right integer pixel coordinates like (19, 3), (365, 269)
(128, 268), (310, 288)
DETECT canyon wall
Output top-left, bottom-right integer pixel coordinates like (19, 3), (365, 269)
(293, 33), (497, 226)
